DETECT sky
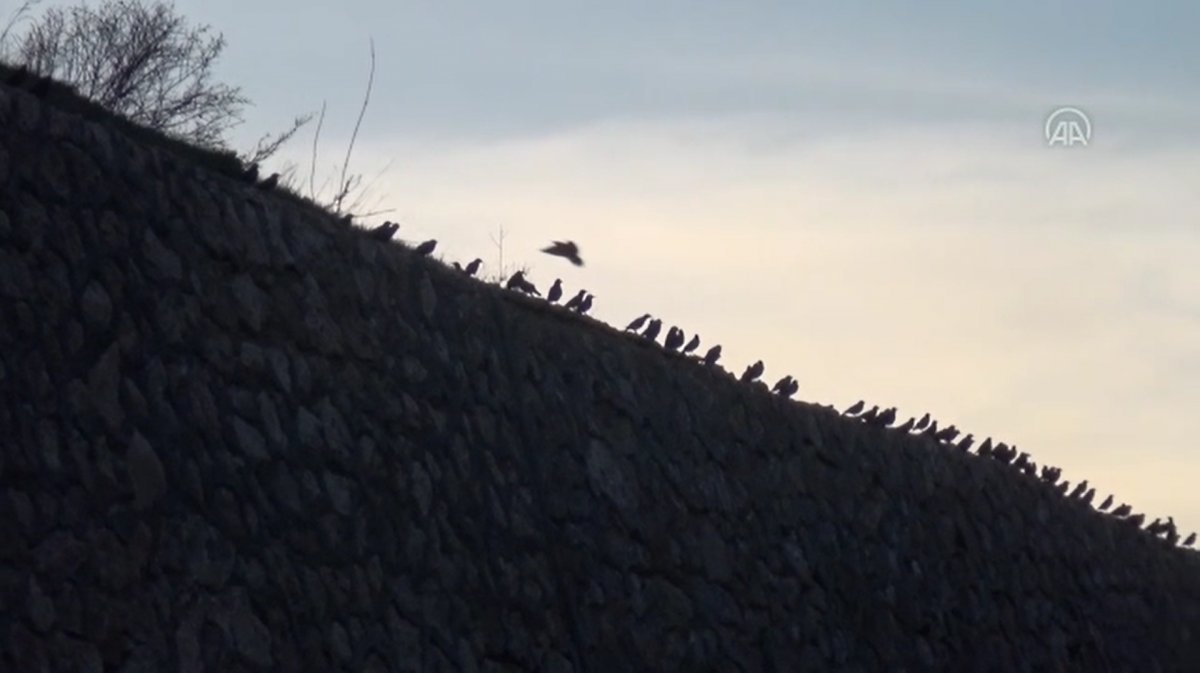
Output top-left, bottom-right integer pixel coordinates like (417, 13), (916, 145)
(13, 1), (1200, 535)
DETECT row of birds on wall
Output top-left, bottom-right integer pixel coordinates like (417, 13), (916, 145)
(335, 212), (1200, 553)
(835, 401), (1196, 548)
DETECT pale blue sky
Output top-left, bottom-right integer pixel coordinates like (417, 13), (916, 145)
(14, 1), (1200, 533)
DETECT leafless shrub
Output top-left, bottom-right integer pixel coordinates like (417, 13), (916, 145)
(12, 0), (246, 147)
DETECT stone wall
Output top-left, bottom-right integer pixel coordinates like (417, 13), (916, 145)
(2, 79), (1200, 673)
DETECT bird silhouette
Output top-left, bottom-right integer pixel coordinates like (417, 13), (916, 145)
(977, 438), (993, 455)
(564, 290), (586, 311)
(547, 279), (563, 303)
(894, 417), (915, 433)
(541, 240), (584, 266)
(1098, 494), (1113, 511)
(859, 406), (881, 424)
(505, 271), (540, 296)
(1184, 532), (1196, 547)
(368, 221), (399, 241)
(913, 413), (931, 431)
(702, 344), (722, 366)
(1081, 488), (1095, 506)
(1126, 513), (1145, 527)
(740, 360), (764, 383)
(415, 240), (437, 256)
(452, 262), (462, 271)
(664, 327), (685, 351)
(786, 379), (799, 397)
(1069, 480), (1088, 499)
(843, 400), (865, 416)
(955, 434), (974, 452)
(642, 319), (662, 341)
(1012, 452), (1029, 469)
(1112, 504), (1132, 517)
(464, 258), (483, 276)
(243, 163), (259, 182)
(874, 407), (897, 427)
(578, 294), (594, 315)
(625, 314), (651, 332)
(771, 375), (793, 395)
(935, 425), (960, 443)
(258, 173), (280, 190)
(682, 334), (700, 355)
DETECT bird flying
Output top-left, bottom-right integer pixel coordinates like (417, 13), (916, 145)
(541, 240), (584, 266)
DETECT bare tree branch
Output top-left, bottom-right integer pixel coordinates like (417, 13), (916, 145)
(332, 37), (375, 215)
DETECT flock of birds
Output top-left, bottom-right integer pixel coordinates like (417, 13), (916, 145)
(143, 157), (1180, 555)
(12, 66), (1191, 558)
(327, 215), (1197, 554)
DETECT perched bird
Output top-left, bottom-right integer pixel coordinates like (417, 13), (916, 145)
(785, 379), (800, 398)
(1012, 451), (1029, 470)
(1098, 494), (1114, 511)
(578, 294), (594, 315)
(464, 258), (483, 276)
(935, 425), (960, 443)
(1081, 488), (1095, 506)
(564, 290), (586, 311)
(1069, 480), (1088, 499)
(955, 434), (975, 452)
(913, 413), (931, 431)
(547, 279), (563, 303)
(771, 375), (794, 395)
(368, 221), (399, 241)
(1126, 513), (1145, 528)
(664, 327), (685, 351)
(1021, 461), (1037, 477)
(681, 334), (700, 355)
(740, 360), (764, 383)
(894, 417), (915, 433)
(920, 420), (939, 438)
(453, 262), (462, 271)
(625, 314), (652, 332)
(1055, 481), (1070, 496)
(505, 271), (540, 296)
(871, 407), (897, 428)
(977, 440), (994, 458)
(243, 163), (259, 182)
(1184, 532), (1196, 547)
(414, 239), (437, 256)
(1112, 504), (1132, 517)
(702, 345), (722, 366)
(843, 400), (866, 416)
(642, 319), (663, 342)
(541, 240), (584, 266)
(258, 173), (280, 190)
(859, 406), (881, 424)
